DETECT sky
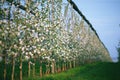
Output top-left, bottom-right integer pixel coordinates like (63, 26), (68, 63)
(74, 0), (120, 62)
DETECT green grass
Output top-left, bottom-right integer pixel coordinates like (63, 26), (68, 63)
(24, 62), (120, 80)
(1, 62), (120, 80)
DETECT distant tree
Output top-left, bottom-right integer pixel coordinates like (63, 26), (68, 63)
(117, 41), (120, 62)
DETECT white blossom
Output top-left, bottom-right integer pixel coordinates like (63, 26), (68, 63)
(29, 52), (33, 57)
(19, 40), (23, 45)
(41, 48), (45, 51)
(34, 50), (37, 53)
(25, 56), (30, 60)
(22, 47), (25, 51)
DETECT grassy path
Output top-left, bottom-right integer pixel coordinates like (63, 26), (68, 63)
(25, 62), (120, 80)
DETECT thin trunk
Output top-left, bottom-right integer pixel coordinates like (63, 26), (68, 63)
(72, 61), (73, 68)
(40, 61), (42, 77)
(62, 63), (64, 71)
(73, 60), (75, 68)
(69, 61), (72, 69)
(32, 63), (35, 77)
(64, 63), (66, 71)
(45, 64), (48, 75)
(4, 56), (6, 80)
(33, 58), (36, 77)
(20, 56), (22, 80)
(11, 55), (15, 80)
(48, 63), (50, 74)
(57, 62), (60, 73)
(28, 61), (30, 77)
(40, 66), (42, 77)
(51, 61), (55, 74)
(65, 62), (67, 70)
(57, 64), (60, 73)
(67, 61), (69, 69)
(54, 62), (56, 73)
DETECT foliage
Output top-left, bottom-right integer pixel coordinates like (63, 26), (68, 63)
(0, 0), (111, 64)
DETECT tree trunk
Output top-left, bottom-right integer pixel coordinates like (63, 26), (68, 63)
(32, 63), (35, 77)
(73, 60), (75, 68)
(4, 56), (6, 80)
(28, 61), (31, 77)
(62, 63), (64, 71)
(69, 61), (72, 69)
(64, 62), (67, 71)
(40, 61), (42, 77)
(40, 66), (42, 77)
(48, 63), (50, 74)
(11, 55), (15, 80)
(45, 64), (48, 75)
(51, 61), (55, 74)
(20, 56), (22, 80)
(67, 61), (69, 69)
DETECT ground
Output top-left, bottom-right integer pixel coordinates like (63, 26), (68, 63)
(24, 62), (120, 80)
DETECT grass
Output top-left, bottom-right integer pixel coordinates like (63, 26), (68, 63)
(24, 62), (120, 80)
(1, 61), (120, 80)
